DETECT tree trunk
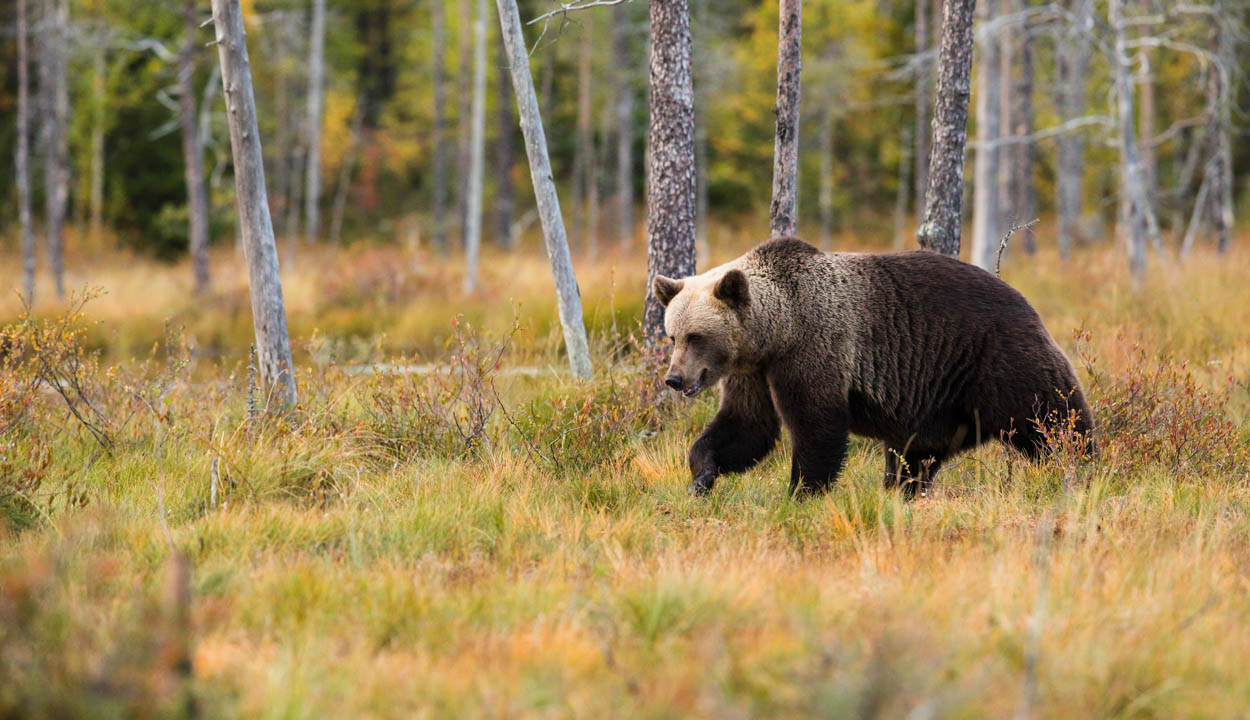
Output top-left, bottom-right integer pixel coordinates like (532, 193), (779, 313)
(573, 23), (593, 251)
(914, 0), (931, 231)
(1055, 0), (1090, 260)
(431, 0), (448, 251)
(494, 28), (516, 248)
(182, 0), (211, 294)
(614, 2), (635, 250)
(495, 0), (593, 378)
(818, 107), (835, 250)
(42, 0), (70, 299)
(693, 0), (709, 264)
(210, 0), (298, 408)
(304, 0), (327, 243)
(644, 0), (697, 345)
(1012, 11), (1035, 253)
(456, 0), (472, 248)
(16, 0), (35, 303)
(1109, 0), (1160, 281)
(917, 0), (976, 257)
(89, 42), (106, 246)
(1210, 0), (1234, 254)
(463, 0), (487, 293)
(1137, 48), (1157, 230)
(769, 0), (802, 238)
(970, 0), (1001, 271)
(329, 100), (365, 247)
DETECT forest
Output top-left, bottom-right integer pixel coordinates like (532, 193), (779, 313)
(3, 0), (1250, 717)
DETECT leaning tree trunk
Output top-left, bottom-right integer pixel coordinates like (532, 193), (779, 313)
(614, 2), (635, 250)
(1109, 0), (1160, 281)
(210, 0), (298, 407)
(914, 0), (931, 231)
(1055, 0), (1090, 260)
(917, 0), (976, 257)
(182, 0), (211, 294)
(644, 0), (697, 345)
(463, 0), (487, 293)
(16, 0), (35, 303)
(430, 0), (448, 251)
(495, 0), (593, 378)
(494, 29), (515, 249)
(43, 0), (70, 299)
(970, 0), (1001, 271)
(769, 0), (802, 238)
(304, 0), (327, 243)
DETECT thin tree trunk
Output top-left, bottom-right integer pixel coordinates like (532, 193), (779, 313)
(917, 0), (976, 257)
(818, 107), (835, 250)
(1055, 0), (1090, 260)
(970, 0), (1001, 271)
(456, 0), (472, 248)
(43, 0), (70, 299)
(495, 28), (516, 248)
(999, 0), (1035, 254)
(89, 42), (106, 246)
(614, 2), (635, 250)
(573, 23), (592, 251)
(16, 0), (34, 303)
(1109, 0), (1160, 281)
(463, 0), (487, 293)
(1138, 49), (1157, 228)
(329, 100), (365, 247)
(769, 0), (802, 238)
(1211, 0), (1234, 254)
(893, 126), (912, 250)
(914, 0), (930, 230)
(210, 0), (298, 407)
(431, 0), (448, 251)
(1180, 170), (1210, 258)
(181, 0), (211, 294)
(495, 0), (593, 378)
(304, 0), (327, 243)
(1013, 15), (1035, 253)
(644, 0), (697, 345)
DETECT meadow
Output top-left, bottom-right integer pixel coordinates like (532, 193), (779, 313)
(3, 227), (1250, 718)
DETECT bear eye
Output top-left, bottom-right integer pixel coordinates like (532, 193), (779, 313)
(686, 333), (702, 345)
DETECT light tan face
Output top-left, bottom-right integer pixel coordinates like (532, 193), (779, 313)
(653, 270), (750, 397)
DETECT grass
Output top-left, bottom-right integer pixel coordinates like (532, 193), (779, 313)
(3, 229), (1250, 718)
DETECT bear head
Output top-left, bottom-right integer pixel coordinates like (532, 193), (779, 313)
(653, 268), (751, 397)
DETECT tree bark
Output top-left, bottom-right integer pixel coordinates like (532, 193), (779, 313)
(456, 0), (473, 248)
(1055, 0), (1090, 260)
(1109, 0), (1160, 281)
(769, 0), (802, 238)
(16, 0), (35, 303)
(914, 0), (930, 231)
(89, 42), (106, 246)
(917, 0), (976, 257)
(210, 0), (298, 408)
(614, 2), (635, 250)
(42, 0), (69, 299)
(463, 0), (487, 293)
(970, 0), (1001, 271)
(494, 29), (516, 248)
(182, 0), (211, 294)
(1210, 0), (1235, 254)
(495, 0), (593, 378)
(644, 0), (697, 345)
(693, 0), (709, 264)
(431, 0), (449, 251)
(304, 0), (327, 243)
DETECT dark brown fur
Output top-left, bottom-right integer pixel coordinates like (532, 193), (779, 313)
(656, 237), (1093, 497)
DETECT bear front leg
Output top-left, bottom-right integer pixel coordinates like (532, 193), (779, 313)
(687, 373), (780, 495)
(788, 419), (850, 497)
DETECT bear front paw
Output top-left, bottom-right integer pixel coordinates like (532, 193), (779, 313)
(688, 473), (716, 496)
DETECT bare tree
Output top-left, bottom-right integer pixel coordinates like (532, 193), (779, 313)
(1055, 0), (1091, 259)
(1109, 0), (1160, 280)
(304, 0), (327, 243)
(181, 0), (211, 294)
(613, 2), (636, 250)
(970, 0), (1002, 271)
(495, 0), (592, 378)
(494, 29), (516, 248)
(769, 0), (802, 238)
(914, 0), (931, 230)
(644, 0), (697, 344)
(1208, 0), (1236, 254)
(210, 0), (298, 407)
(41, 0), (70, 299)
(917, 0), (976, 257)
(463, 0), (487, 293)
(457, 0), (473, 247)
(16, 0), (35, 303)
(431, 0), (449, 251)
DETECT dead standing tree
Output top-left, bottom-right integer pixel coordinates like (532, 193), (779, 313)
(917, 0), (977, 257)
(1109, 0), (1160, 281)
(181, 0), (211, 294)
(210, 0), (299, 407)
(304, 0), (327, 243)
(644, 0), (698, 345)
(41, 0), (70, 299)
(463, 0), (487, 293)
(16, 0), (35, 303)
(495, 0), (593, 378)
(970, 0), (1002, 271)
(769, 0), (802, 238)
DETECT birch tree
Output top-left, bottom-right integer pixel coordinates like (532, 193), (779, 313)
(495, 0), (592, 378)
(16, 0), (35, 303)
(917, 0), (976, 257)
(210, 0), (298, 407)
(1109, 0), (1160, 280)
(970, 0), (1002, 271)
(1055, 0), (1091, 259)
(42, 0), (70, 299)
(431, 0), (449, 251)
(769, 0), (802, 238)
(463, 0), (487, 293)
(644, 0), (697, 344)
(304, 0), (327, 243)
(181, 0), (211, 294)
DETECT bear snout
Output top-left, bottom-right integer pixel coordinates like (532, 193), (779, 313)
(664, 374), (684, 390)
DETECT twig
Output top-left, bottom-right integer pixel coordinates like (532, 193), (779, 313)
(996, 219), (1040, 277)
(527, 0), (629, 27)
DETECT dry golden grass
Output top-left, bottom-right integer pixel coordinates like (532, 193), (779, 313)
(2, 229), (1249, 718)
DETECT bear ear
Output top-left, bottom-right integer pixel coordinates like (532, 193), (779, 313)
(713, 269), (750, 309)
(652, 275), (684, 307)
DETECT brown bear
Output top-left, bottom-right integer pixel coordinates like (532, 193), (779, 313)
(653, 237), (1093, 497)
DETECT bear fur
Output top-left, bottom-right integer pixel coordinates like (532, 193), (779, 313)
(654, 237), (1093, 497)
